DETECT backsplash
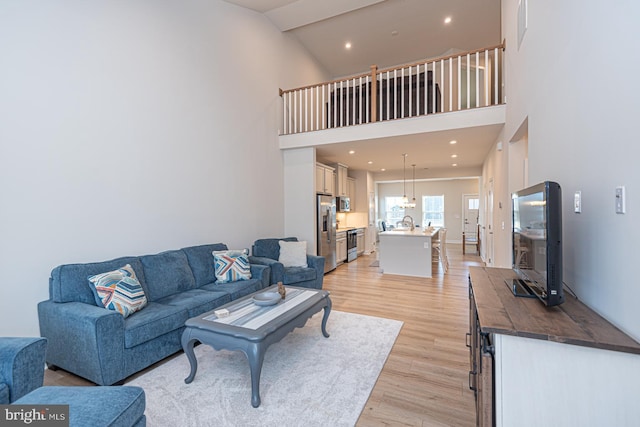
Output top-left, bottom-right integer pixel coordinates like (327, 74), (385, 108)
(337, 212), (367, 229)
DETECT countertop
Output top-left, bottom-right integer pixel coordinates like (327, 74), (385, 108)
(379, 227), (439, 238)
(469, 266), (640, 354)
(336, 227), (365, 232)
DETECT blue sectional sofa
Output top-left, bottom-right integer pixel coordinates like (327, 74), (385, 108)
(38, 243), (270, 386)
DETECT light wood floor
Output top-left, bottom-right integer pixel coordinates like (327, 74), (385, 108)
(326, 245), (484, 427)
(45, 244), (483, 426)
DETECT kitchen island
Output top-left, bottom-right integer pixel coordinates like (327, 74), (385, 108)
(378, 227), (440, 278)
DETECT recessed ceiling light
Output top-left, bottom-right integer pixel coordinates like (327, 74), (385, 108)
(381, 168), (386, 171)
(444, 16), (452, 24)
(449, 140), (457, 144)
(452, 163), (458, 167)
(345, 42), (352, 49)
(451, 154), (458, 158)
(367, 161), (373, 164)
(349, 150), (355, 154)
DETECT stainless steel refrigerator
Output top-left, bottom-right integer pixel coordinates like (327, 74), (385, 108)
(317, 194), (337, 273)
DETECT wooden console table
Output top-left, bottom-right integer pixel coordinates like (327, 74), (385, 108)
(468, 267), (640, 427)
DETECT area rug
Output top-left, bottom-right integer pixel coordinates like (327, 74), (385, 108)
(128, 310), (403, 427)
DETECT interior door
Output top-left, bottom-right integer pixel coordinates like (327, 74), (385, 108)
(463, 194), (480, 236)
(368, 191), (376, 253)
(485, 179), (494, 266)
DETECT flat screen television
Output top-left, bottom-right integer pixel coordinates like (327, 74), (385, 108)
(509, 181), (564, 306)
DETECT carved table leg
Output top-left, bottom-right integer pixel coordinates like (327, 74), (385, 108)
(321, 298), (332, 338)
(182, 333), (198, 384)
(246, 343), (266, 408)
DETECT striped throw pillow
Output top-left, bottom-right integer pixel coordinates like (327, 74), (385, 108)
(213, 249), (252, 283)
(88, 264), (148, 318)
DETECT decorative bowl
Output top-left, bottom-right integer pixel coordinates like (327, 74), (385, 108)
(253, 291), (281, 306)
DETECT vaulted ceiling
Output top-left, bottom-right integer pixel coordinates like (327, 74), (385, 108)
(224, 0), (503, 175)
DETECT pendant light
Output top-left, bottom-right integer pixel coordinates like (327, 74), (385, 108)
(403, 164), (416, 209)
(401, 154), (409, 206)
(409, 164), (417, 208)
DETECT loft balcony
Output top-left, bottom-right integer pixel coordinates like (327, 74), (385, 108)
(279, 44), (505, 149)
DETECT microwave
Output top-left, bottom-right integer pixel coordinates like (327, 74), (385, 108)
(336, 196), (351, 212)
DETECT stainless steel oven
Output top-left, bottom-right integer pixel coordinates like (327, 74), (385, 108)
(346, 229), (357, 262)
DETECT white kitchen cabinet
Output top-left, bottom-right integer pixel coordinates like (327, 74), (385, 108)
(315, 163), (335, 195)
(336, 231), (347, 263)
(356, 228), (365, 255)
(333, 163), (348, 197)
(348, 177), (356, 210)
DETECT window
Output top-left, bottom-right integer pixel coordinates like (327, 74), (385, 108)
(422, 195), (444, 227)
(384, 196), (406, 227)
(468, 198), (479, 210)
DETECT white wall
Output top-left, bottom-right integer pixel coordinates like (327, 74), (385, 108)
(283, 148), (317, 253)
(0, 1), (327, 336)
(377, 178), (479, 243)
(482, 133), (512, 268)
(499, 0), (640, 340)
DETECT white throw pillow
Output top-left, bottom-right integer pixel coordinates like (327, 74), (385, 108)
(278, 240), (308, 268)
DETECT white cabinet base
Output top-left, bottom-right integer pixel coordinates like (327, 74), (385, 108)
(495, 334), (640, 427)
(378, 233), (432, 278)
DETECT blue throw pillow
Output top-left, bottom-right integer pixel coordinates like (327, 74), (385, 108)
(213, 249), (252, 283)
(88, 264), (148, 318)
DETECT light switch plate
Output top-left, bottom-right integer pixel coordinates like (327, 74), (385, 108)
(574, 191), (581, 213)
(615, 186), (626, 214)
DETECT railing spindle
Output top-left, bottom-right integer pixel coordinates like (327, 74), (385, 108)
(351, 78), (355, 125)
(485, 50), (489, 106)
(366, 76), (370, 123)
(475, 52), (479, 108)
(393, 69), (397, 119)
(439, 60), (443, 113)
(333, 83), (339, 128)
(304, 88), (308, 132)
(424, 63), (428, 115)
(410, 66), (412, 116)
(401, 67), (405, 118)
(358, 76), (363, 124)
(321, 85), (325, 129)
(449, 57), (453, 112)
(432, 61), (436, 114)
(466, 53), (470, 109)
(385, 71), (389, 120)
(340, 81), (344, 127)
(494, 47), (499, 105)
(370, 66), (377, 123)
(457, 56), (461, 111)
(344, 80), (348, 127)
(282, 90), (286, 134)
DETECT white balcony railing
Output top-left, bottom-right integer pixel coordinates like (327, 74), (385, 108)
(280, 43), (504, 135)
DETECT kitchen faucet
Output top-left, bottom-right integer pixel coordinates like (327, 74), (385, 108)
(397, 215), (415, 231)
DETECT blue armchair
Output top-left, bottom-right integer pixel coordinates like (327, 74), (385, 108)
(0, 337), (47, 403)
(0, 337), (146, 426)
(249, 237), (325, 289)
